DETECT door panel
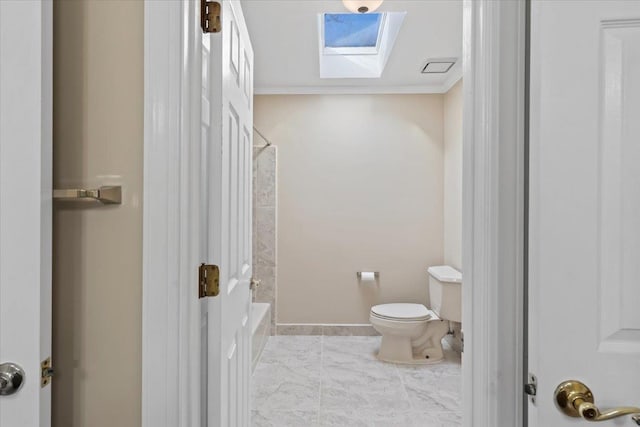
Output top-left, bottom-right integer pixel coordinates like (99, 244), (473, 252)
(599, 21), (640, 353)
(0, 1), (52, 426)
(529, 2), (640, 425)
(200, 1), (253, 426)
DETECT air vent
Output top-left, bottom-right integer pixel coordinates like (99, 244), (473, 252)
(421, 59), (456, 74)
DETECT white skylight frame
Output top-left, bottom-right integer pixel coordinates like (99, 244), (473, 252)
(321, 13), (387, 56)
(317, 11), (406, 79)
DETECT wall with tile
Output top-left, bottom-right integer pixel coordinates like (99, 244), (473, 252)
(253, 145), (277, 331)
(254, 94), (445, 325)
(52, 1), (142, 426)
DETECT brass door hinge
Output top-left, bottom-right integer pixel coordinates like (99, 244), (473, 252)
(41, 357), (53, 388)
(201, 1), (221, 33)
(199, 264), (220, 298)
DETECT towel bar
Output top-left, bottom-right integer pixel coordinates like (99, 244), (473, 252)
(53, 186), (121, 205)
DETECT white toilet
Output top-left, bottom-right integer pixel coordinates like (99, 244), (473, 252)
(369, 265), (462, 364)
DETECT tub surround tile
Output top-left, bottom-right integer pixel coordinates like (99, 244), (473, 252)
(252, 212), (257, 271)
(253, 146), (277, 208)
(255, 147), (277, 208)
(255, 160), (277, 207)
(252, 265), (277, 331)
(253, 279), (275, 310)
(251, 304), (271, 372)
(255, 207), (276, 266)
(253, 146), (277, 335)
(253, 266), (275, 297)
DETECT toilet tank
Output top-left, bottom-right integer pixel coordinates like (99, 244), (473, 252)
(428, 266), (462, 323)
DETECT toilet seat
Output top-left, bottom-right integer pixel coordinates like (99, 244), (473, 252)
(370, 303), (437, 322)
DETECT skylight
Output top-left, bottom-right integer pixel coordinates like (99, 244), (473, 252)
(317, 11), (406, 79)
(323, 13), (383, 49)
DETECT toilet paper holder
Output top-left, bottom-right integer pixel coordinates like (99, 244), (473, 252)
(357, 272), (379, 280)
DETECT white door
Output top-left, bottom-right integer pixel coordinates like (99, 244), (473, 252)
(529, 1), (640, 425)
(0, 1), (52, 426)
(200, 1), (254, 426)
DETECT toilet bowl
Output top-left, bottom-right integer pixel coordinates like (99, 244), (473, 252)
(370, 266), (462, 364)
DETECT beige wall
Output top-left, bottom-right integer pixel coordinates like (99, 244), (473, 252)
(444, 80), (463, 270)
(52, 1), (143, 426)
(255, 94), (445, 324)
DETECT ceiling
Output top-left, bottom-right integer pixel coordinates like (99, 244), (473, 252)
(241, 0), (463, 94)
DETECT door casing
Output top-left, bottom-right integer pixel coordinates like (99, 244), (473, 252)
(141, 1), (202, 426)
(461, 1), (527, 426)
(141, 1), (528, 427)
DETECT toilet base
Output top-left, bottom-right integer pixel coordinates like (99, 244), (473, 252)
(375, 319), (450, 365)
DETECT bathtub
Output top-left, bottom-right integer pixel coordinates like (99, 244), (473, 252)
(251, 302), (271, 372)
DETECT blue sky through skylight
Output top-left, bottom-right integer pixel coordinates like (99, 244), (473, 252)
(324, 13), (382, 48)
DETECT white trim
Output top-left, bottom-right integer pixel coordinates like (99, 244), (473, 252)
(256, 57), (462, 96)
(441, 64), (463, 93)
(142, 1), (197, 426)
(255, 66), (462, 95)
(255, 83), (451, 96)
(462, 1), (526, 427)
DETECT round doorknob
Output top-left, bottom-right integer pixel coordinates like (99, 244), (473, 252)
(0, 363), (25, 396)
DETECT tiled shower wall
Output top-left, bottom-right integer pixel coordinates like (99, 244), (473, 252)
(253, 145), (277, 332)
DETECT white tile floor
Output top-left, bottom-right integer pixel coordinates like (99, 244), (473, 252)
(251, 336), (462, 427)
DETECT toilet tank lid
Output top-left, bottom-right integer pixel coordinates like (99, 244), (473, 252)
(428, 265), (462, 283)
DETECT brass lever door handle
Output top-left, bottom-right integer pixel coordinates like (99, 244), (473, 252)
(555, 380), (640, 422)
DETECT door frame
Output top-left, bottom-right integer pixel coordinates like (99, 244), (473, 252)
(461, 1), (527, 426)
(140, 1), (528, 427)
(141, 1), (201, 426)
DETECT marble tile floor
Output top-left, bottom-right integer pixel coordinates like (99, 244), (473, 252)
(252, 335), (462, 427)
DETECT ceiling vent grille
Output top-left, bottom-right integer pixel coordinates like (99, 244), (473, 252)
(421, 59), (456, 74)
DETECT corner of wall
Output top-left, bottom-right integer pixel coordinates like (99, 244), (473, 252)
(443, 79), (463, 271)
